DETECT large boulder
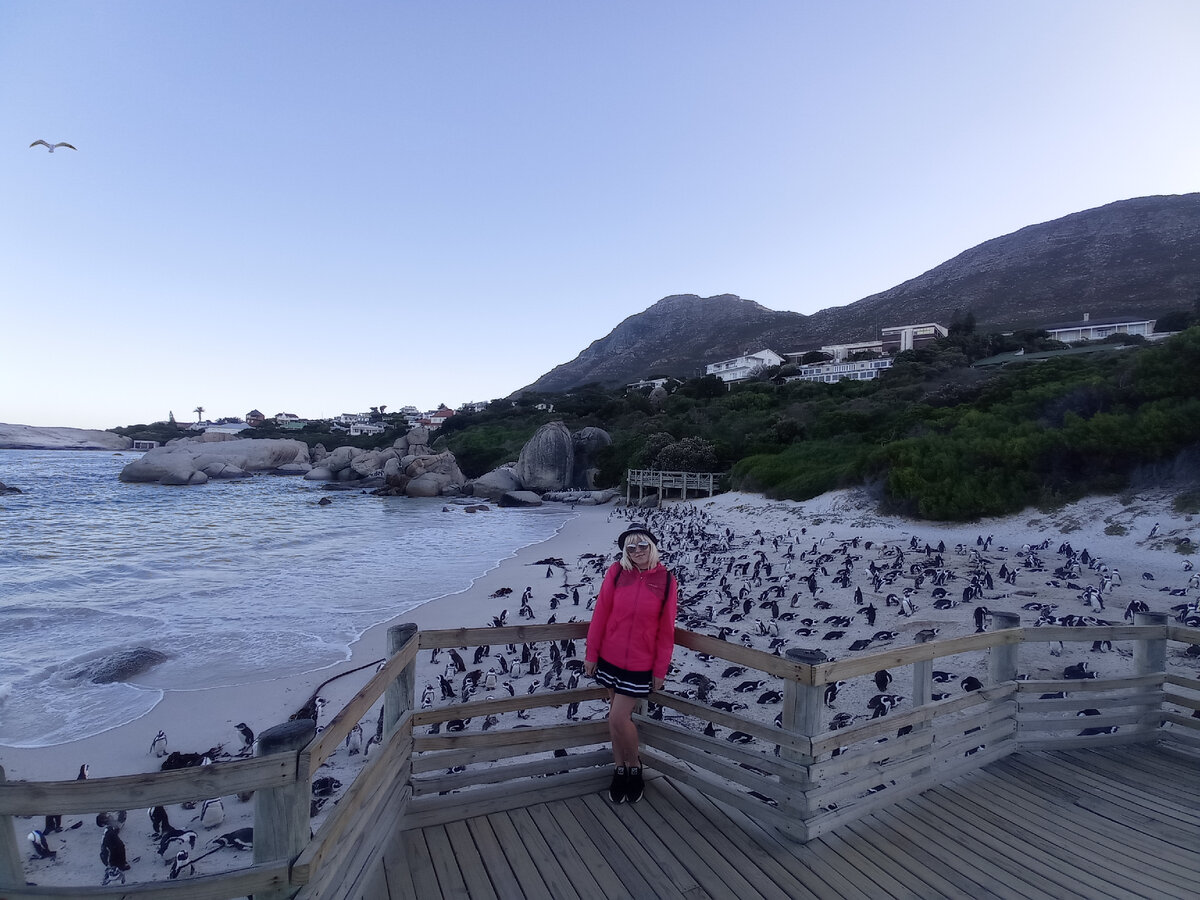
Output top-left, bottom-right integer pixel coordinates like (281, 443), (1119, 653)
(468, 466), (523, 501)
(319, 445), (359, 475)
(405, 474), (443, 497)
(119, 439), (309, 485)
(350, 449), (387, 478)
(515, 422), (574, 493)
(404, 452), (466, 497)
(394, 426), (432, 457)
(571, 427), (612, 490)
(500, 491), (544, 507)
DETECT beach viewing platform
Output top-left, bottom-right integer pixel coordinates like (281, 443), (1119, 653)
(626, 469), (721, 503)
(3, 617), (1198, 899)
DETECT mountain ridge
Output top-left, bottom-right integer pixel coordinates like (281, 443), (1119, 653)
(521, 193), (1200, 394)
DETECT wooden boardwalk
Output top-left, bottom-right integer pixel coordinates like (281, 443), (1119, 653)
(349, 743), (1200, 900)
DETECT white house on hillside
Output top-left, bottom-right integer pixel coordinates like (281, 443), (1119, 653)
(1043, 313), (1156, 343)
(705, 349), (785, 384)
(786, 358), (894, 384)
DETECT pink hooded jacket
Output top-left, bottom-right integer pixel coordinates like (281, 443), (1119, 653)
(585, 561), (678, 679)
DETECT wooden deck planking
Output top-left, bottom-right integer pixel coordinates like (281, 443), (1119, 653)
(992, 760), (1200, 874)
(354, 746), (1200, 900)
(463, 814), (523, 899)
(918, 785), (1152, 899)
(942, 775), (1183, 899)
(651, 779), (795, 900)
(443, 820), (498, 900)
(518, 803), (620, 900)
(841, 816), (987, 899)
(967, 764), (1200, 887)
(571, 793), (690, 900)
(549, 792), (662, 897)
(626, 783), (770, 900)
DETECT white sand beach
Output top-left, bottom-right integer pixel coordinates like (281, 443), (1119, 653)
(6, 488), (1199, 889)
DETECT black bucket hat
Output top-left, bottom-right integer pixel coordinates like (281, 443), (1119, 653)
(617, 523), (659, 549)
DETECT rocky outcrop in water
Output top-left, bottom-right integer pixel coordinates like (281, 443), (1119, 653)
(303, 427), (467, 497)
(119, 439), (311, 485)
(469, 466), (523, 502)
(71, 647), (168, 684)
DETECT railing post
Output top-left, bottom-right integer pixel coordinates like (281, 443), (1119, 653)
(385, 622), (419, 739)
(254, 719), (317, 900)
(910, 630), (936, 777)
(779, 648), (825, 842)
(988, 611), (1022, 750)
(0, 765), (24, 891)
(989, 611), (1021, 684)
(1134, 611), (1169, 741)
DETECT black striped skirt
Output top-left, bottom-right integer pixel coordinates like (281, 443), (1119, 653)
(593, 658), (652, 697)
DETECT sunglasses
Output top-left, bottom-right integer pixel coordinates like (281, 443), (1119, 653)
(626, 540), (652, 551)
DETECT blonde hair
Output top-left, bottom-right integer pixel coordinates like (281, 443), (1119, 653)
(619, 535), (660, 571)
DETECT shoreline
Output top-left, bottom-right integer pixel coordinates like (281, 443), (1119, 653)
(0, 503), (609, 781)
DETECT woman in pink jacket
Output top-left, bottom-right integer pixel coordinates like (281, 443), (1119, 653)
(584, 523), (678, 804)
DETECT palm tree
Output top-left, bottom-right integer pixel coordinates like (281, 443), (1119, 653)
(194, 406), (205, 423)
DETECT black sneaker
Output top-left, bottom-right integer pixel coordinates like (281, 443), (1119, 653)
(626, 765), (644, 804)
(608, 766), (627, 804)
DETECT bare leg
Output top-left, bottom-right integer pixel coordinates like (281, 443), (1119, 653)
(608, 693), (641, 767)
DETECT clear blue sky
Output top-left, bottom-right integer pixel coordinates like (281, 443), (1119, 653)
(4, 2), (1198, 429)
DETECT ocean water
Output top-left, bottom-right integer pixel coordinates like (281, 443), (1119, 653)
(0, 449), (575, 747)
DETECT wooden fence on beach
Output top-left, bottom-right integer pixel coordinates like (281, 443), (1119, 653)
(1, 615), (1197, 899)
(625, 469), (721, 503)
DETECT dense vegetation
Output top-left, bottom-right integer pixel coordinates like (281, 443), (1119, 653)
(442, 327), (1200, 521)
(113, 320), (1200, 522)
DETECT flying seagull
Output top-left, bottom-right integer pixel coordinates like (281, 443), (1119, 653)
(30, 140), (77, 153)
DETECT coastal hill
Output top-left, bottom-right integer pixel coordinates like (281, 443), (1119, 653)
(0, 423), (131, 451)
(522, 193), (1200, 393)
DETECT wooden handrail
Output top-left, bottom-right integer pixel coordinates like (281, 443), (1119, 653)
(3, 618), (1197, 896)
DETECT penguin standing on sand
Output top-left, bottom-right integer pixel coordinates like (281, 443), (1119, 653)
(148, 806), (171, 839)
(234, 723), (255, 756)
(345, 723), (364, 755)
(100, 825), (131, 885)
(150, 730), (169, 757)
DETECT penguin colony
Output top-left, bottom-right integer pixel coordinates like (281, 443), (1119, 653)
(18, 497), (1196, 885)
(406, 499), (1196, 816)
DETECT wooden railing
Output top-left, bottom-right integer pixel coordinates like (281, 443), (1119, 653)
(625, 469), (721, 502)
(2, 616), (1197, 897)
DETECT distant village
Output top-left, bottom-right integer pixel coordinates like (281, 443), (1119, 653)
(168, 403), (474, 442)
(169, 312), (1160, 445)
(656, 311), (1162, 390)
